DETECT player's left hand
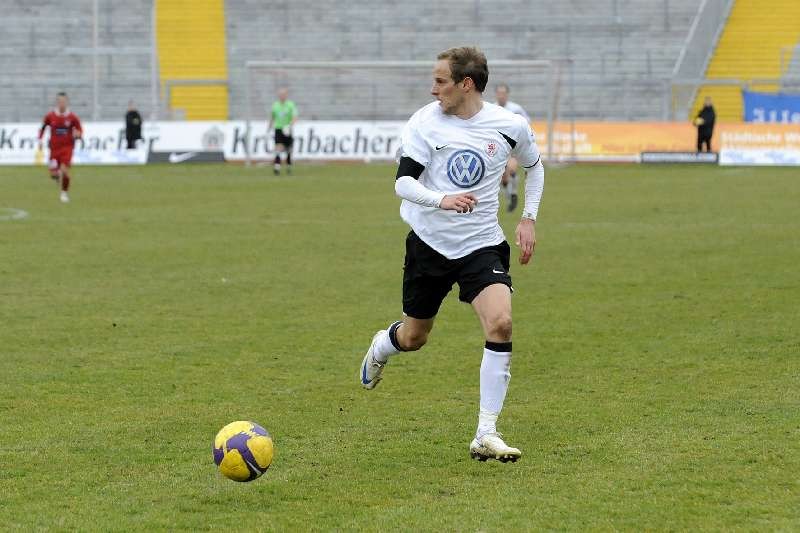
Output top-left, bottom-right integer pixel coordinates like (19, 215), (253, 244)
(73, 128), (82, 139)
(515, 218), (536, 265)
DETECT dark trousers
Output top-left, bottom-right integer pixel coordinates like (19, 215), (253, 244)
(126, 136), (138, 149)
(697, 132), (712, 152)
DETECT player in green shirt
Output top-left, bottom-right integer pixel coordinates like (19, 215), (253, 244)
(268, 88), (298, 175)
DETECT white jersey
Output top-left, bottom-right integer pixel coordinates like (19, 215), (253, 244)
(398, 101), (541, 259)
(496, 100), (530, 122)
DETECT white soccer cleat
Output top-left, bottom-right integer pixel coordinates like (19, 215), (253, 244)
(470, 433), (521, 463)
(59, 191), (70, 203)
(359, 331), (386, 390)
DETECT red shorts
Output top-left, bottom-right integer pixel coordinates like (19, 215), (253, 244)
(48, 147), (73, 170)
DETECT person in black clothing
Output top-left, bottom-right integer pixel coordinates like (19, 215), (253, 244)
(694, 96), (716, 152)
(125, 101), (143, 149)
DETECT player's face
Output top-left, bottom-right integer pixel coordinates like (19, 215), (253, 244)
(56, 95), (68, 112)
(495, 87), (508, 106)
(431, 60), (464, 115)
(278, 89), (288, 102)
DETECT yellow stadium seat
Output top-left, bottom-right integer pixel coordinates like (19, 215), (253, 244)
(692, 0), (800, 121)
(156, 0), (229, 120)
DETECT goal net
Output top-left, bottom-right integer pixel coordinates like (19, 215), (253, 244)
(242, 60), (565, 165)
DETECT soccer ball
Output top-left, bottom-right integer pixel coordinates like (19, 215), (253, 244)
(212, 421), (274, 482)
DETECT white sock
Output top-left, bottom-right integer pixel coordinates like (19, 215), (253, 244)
(477, 343), (512, 438)
(477, 409), (499, 439)
(372, 321), (403, 363)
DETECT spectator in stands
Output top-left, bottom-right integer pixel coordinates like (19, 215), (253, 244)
(694, 96), (716, 152)
(125, 101), (143, 149)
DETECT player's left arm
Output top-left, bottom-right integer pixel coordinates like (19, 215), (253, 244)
(511, 118), (544, 265)
(290, 102), (298, 125)
(72, 116), (83, 139)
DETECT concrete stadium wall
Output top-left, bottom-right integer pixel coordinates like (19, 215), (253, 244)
(0, 0), (701, 122)
(225, 0), (700, 121)
(0, 1), (153, 122)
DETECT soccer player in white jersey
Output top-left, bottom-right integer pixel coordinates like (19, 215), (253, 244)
(495, 84), (531, 212)
(358, 47), (544, 462)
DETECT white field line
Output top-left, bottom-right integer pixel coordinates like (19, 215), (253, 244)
(0, 208), (29, 221)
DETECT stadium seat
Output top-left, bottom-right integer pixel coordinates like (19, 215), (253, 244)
(156, 0), (229, 120)
(693, 0), (800, 121)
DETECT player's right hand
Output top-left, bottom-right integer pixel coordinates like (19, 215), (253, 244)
(440, 193), (477, 213)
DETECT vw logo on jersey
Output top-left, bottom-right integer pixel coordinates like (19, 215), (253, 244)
(446, 149), (485, 188)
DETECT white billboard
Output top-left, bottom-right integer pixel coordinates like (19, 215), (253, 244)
(0, 121), (404, 165)
(719, 149), (800, 166)
(5, 120), (798, 166)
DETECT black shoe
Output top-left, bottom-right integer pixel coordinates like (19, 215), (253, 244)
(507, 194), (518, 212)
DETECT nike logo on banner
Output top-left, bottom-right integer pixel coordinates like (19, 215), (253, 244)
(168, 152), (197, 163)
(435, 144), (449, 150)
(492, 269), (505, 274)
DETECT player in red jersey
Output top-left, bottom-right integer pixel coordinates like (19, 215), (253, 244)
(38, 92), (83, 203)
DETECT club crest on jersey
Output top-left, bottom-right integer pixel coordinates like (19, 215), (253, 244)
(446, 149), (485, 188)
(486, 142), (497, 157)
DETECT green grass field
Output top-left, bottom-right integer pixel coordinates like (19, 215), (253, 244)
(1, 162), (798, 531)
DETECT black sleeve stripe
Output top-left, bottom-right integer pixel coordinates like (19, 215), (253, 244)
(498, 131), (517, 149)
(395, 156), (425, 180)
(522, 156), (541, 169)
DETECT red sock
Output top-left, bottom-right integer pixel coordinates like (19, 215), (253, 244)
(61, 172), (70, 192)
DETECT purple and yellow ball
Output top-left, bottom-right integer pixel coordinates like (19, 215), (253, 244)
(213, 421), (274, 482)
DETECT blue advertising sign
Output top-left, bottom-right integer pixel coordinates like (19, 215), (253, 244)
(742, 90), (800, 123)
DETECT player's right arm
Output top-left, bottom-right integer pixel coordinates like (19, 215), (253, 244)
(267, 103), (274, 131)
(394, 111), (476, 213)
(395, 158), (476, 213)
(38, 114), (50, 149)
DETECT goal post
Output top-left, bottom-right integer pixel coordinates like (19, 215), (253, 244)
(242, 59), (566, 166)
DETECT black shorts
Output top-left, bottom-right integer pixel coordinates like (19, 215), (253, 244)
(402, 231), (512, 320)
(275, 129), (293, 148)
